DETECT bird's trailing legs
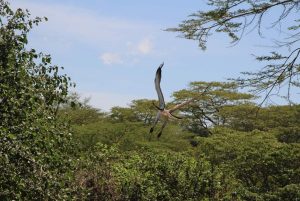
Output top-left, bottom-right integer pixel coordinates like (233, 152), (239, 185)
(148, 112), (160, 140)
(157, 120), (168, 139)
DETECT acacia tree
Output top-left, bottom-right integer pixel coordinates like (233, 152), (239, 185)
(168, 0), (300, 104)
(172, 81), (254, 135)
(0, 1), (75, 199)
(110, 99), (157, 124)
(129, 99), (157, 125)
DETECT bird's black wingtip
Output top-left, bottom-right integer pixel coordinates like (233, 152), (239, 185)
(159, 62), (164, 69)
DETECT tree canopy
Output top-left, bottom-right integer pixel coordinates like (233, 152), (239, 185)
(168, 0), (300, 104)
(172, 81), (255, 134)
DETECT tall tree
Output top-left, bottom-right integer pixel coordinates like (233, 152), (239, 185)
(0, 1), (74, 199)
(129, 99), (157, 125)
(172, 81), (254, 135)
(110, 99), (157, 124)
(167, 0), (300, 104)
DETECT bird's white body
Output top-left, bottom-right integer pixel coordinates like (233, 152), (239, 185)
(160, 109), (173, 120)
(160, 109), (177, 121)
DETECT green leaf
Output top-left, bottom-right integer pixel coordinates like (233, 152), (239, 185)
(7, 133), (17, 140)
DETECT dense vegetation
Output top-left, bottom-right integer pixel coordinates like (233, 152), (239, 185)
(63, 94), (300, 201)
(1, 1), (299, 200)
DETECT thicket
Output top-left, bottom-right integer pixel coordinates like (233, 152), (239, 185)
(1, 1), (299, 200)
(67, 99), (300, 201)
(0, 1), (75, 199)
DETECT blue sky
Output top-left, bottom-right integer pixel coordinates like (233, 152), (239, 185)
(10, 0), (292, 111)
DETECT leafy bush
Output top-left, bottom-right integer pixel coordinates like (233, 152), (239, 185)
(75, 143), (239, 201)
(276, 127), (300, 143)
(196, 129), (300, 200)
(0, 1), (75, 199)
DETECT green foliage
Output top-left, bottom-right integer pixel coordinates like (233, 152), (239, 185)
(72, 119), (194, 153)
(70, 94), (300, 200)
(69, 91), (300, 200)
(110, 99), (157, 125)
(129, 99), (157, 125)
(168, 0), (300, 103)
(172, 81), (300, 133)
(255, 105), (300, 130)
(114, 150), (212, 200)
(195, 129), (300, 200)
(218, 103), (258, 131)
(73, 143), (121, 200)
(172, 81), (255, 134)
(276, 127), (300, 143)
(0, 1), (75, 199)
(2, 1), (300, 200)
(59, 92), (106, 125)
(110, 106), (137, 122)
(167, 0), (300, 49)
(225, 105), (300, 132)
(75, 143), (239, 201)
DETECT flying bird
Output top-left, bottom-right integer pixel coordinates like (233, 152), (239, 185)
(149, 63), (197, 139)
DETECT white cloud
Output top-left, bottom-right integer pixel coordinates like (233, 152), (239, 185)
(137, 38), (153, 54)
(100, 53), (123, 65)
(127, 38), (154, 55)
(11, 1), (155, 47)
(11, 1), (159, 65)
(100, 38), (154, 65)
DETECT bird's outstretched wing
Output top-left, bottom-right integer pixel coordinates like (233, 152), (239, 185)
(169, 84), (211, 113)
(155, 63), (165, 110)
(169, 98), (195, 113)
